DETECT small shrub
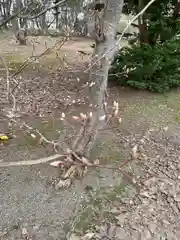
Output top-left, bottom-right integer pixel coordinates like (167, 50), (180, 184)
(109, 38), (180, 92)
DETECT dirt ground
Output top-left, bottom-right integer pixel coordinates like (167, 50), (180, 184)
(70, 91), (180, 240)
(0, 32), (180, 240)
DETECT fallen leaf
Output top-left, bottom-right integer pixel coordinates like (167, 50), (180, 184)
(80, 113), (87, 120)
(68, 233), (80, 240)
(55, 179), (71, 189)
(0, 134), (9, 140)
(21, 227), (28, 236)
(99, 115), (106, 121)
(63, 165), (76, 179)
(138, 145), (145, 153)
(115, 214), (127, 226)
(81, 232), (95, 240)
(163, 126), (169, 131)
(132, 145), (139, 160)
(174, 195), (180, 202)
(93, 159), (100, 165)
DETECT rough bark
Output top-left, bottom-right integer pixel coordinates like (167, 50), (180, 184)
(75, 0), (124, 158)
(40, 13), (49, 35)
(12, 0), (27, 45)
(0, 0), (12, 29)
(15, 28), (27, 45)
(138, 0), (148, 45)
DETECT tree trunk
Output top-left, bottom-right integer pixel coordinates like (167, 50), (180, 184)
(55, 12), (59, 29)
(138, 0), (148, 45)
(12, 0), (27, 45)
(75, 0), (124, 159)
(1, 0), (12, 29)
(40, 13), (49, 35)
(173, 0), (180, 19)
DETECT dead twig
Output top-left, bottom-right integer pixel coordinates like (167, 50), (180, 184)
(85, 0), (156, 72)
(11, 36), (68, 93)
(19, 0), (67, 19)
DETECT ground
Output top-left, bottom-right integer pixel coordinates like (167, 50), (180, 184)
(0, 32), (180, 240)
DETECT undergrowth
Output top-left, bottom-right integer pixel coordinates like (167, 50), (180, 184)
(109, 38), (180, 92)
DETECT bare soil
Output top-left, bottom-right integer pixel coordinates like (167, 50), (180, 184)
(0, 32), (180, 240)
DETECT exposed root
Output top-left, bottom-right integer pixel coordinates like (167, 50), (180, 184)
(57, 152), (89, 183)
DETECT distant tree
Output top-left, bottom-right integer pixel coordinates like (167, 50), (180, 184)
(123, 0), (180, 45)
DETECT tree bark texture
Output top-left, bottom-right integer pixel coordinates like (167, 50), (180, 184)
(75, 0), (124, 158)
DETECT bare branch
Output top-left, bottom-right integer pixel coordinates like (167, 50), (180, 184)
(19, 0), (67, 19)
(0, 3), (32, 28)
(11, 36), (67, 92)
(0, 154), (65, 168)
(0, 0), (66, 27)
(85, 0), (156, 72)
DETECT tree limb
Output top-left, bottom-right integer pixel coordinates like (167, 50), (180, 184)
(19, 0), (67, 19)
(0, 154), (64, 168)
(0, 3), (32, 28)
(85, 0), (156, 72)
(0, 0), (66, 27)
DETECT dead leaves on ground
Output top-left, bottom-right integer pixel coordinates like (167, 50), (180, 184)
(131, 144), (147, 160)
(50, 151), (93, 189)
(131, 128), (156, 161)
(68, 232), (95, 240)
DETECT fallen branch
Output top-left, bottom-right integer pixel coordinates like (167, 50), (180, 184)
(50, 157), (137, 186)
(0, 154), (64, 167)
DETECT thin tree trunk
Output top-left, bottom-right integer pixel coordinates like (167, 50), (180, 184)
(40, 13), (49, 35)
(75, 0), (124, 158)
(55, 12), (59, 29)
(138, 0), (148, 44)
(173, 0), (180, 19)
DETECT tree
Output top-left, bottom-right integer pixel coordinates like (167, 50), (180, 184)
(123, 0), (180, 45)
(0, 0), (12, 29)
(74, 0), (124, 157)
(0, 0), (124, 185)
(0, 0), (67, 42)
(110, 0), (180, 92)
(13, 0), (28, 45)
